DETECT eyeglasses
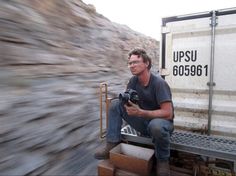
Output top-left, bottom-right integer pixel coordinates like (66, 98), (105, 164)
(127, 60), (142, 67)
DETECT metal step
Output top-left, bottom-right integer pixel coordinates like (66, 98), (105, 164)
(121, 125), (236, 163)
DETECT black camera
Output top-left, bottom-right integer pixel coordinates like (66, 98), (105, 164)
(119, 89), (139, 105)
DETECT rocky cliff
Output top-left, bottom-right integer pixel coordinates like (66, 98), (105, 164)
(0, 0), (159, 175)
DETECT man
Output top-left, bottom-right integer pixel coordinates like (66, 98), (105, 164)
(94, 48), (174, 176)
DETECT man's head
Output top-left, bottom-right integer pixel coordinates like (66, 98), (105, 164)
(128, 48), (152, 70)
(127, 48), (152, 76)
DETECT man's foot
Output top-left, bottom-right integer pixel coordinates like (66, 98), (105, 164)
(94, 142), (119, 160)
(156, 160), (170, 176)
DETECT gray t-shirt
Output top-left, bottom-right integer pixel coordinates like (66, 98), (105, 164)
(127, 73), (174, 119)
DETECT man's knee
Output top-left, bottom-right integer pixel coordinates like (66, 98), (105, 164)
(148, 119), (172, 138)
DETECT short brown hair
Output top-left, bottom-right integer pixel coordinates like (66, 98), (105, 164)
(128, 48), (152, 70)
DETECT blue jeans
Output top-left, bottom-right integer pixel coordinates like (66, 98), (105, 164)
(106, 99), (174, 161)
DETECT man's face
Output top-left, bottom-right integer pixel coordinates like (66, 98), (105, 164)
(128, 54), (148, 75)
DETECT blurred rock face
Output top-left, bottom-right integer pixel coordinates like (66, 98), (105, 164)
(0, 0), (159, 175)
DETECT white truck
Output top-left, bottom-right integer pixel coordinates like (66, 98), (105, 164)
(99, 8), (236, 176)
(160, 8), (236, 137)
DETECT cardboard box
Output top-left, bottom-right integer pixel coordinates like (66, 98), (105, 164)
(109, 143), (154, 176)
(98, 160), (115, 176)
(97, 159), (141, 176)
(115, 169), (140, 176)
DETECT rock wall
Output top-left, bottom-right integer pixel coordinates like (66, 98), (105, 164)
(0, 0), (159, 175)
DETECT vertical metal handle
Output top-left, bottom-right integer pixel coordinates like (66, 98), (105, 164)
(207, 11), (217, 135)
(99, 82), (111, 138)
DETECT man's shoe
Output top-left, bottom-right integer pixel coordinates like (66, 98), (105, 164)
(94, 142), (119, 160)
(156, 160), (170, 176)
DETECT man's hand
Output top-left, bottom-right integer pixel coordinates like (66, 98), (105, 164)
(124, 101), (173, 120)
(124, 100), (142, 116)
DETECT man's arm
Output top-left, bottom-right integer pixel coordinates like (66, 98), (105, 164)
(125, 101), (173, 120)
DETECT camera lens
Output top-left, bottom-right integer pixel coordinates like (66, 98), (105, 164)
(119, 89), (139, 105)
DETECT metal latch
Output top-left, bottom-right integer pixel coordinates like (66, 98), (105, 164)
(207, 82), (216, 86)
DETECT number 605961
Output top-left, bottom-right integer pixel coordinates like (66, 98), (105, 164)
(173, 65), (208, 76)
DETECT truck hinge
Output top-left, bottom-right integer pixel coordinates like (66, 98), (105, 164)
(159, 68), (170, 76)
(161, 26), (170, 34)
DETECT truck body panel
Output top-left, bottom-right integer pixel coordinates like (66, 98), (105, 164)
(160, 8), (236, 137)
